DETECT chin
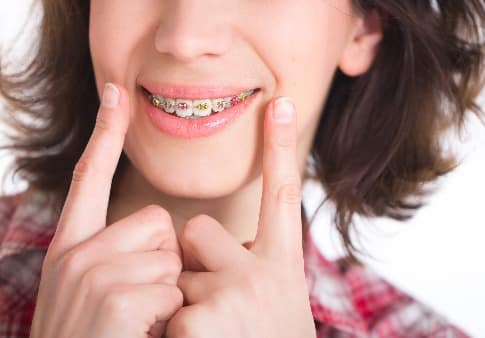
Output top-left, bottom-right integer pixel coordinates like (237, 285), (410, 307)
(127, 154), (253, 200)
(153, 173), (250, 200)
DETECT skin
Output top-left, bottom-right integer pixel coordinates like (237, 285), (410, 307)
(31, 0), (383, 337)
(89, 0), (382, 242)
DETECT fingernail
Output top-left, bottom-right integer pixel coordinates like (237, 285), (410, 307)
(102, 83), (120, 108)
(272, 97), (295, 124)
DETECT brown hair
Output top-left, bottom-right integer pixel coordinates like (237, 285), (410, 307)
(1, 1), (484, 262)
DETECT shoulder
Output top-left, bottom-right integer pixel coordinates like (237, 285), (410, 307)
(303, 231), (470, 338)
(0, 188), (58, 258)
(0, 188), (58, 338)
(0, 192), (23, 237)
(0, 190), (32, 258)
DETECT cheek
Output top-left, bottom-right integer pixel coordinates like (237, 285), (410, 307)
(89, 1), (157, 89)
(245, 1), (354, 131)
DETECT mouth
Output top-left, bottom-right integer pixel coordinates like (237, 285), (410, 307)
(140, 83), (262, 139)
(141, 86), (261, 120)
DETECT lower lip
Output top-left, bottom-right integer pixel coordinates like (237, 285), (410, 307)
(140, 87), (260, 139)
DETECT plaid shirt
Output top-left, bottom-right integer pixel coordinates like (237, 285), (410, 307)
(0, 189), (470, 338)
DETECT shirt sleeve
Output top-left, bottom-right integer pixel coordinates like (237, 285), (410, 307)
(304, 233), (471, 338)
(319, 260), (470, 337)
(0, 192), (47, 338)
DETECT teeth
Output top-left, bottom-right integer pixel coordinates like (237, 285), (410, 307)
(175, 99), (193, 118)
(163, 98), (176, 114)
(223, 97), (233, 109)
(193, 99), (212, 117)
(211, 98), (225, 113)
(148, 88), (258, 118)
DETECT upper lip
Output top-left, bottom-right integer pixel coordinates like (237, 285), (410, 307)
(141, 81), (259, 100)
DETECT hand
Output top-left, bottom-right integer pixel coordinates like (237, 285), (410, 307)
(30, 83), (183, 338)
(165, 97), (317, 338)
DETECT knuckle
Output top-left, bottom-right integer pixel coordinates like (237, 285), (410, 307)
(90, 109), (125, 147)
(57, 248), (86, 278)
(101, 287), (134, 320)
(142, 204), (172, 225)
(130, 206), (176, 253)
(181, 221), (198, 244)
(186, 214), (207, 228)
(42, 241), (61, 270)
(94, 113), (113, 135)
(277, 179), (302, 205)
(167, 308), (195, 338)
(72, 158), (92, 183)
(41, 252), (54, 272)
(236, 267), (270, 307)
(160, 250), (183, 275)
(80, 265), (107, 293)
(182, 214), (207, 242)
(211, 290), (239, 313)
(239, 271), (260, 293)
(167, 285), (184, 309)
(41, 249), (62, 276)
(40, 257), (55, 279)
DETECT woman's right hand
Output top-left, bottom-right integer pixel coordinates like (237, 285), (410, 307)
(29, 83), (183, 338)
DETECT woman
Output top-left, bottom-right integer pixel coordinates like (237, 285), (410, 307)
(0, 1), (483, 337)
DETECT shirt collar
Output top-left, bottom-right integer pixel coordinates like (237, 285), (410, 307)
(303, 228), (370, 336)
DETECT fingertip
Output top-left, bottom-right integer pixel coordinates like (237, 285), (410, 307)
(102, 82), (131, 109)
(263, 96), (297, 150)
(102, 82), (120, 109)
(271, 96), (295, 125)
(101, 82), (131, 131)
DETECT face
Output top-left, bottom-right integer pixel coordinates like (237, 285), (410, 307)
(89, 0), (370, 199)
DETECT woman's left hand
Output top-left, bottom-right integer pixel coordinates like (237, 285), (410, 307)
(165, 97), (317, 338)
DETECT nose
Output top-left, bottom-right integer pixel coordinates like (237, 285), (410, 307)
(154, 1), (233, 63)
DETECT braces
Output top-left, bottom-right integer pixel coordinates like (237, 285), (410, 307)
(148, 88), (257, 114)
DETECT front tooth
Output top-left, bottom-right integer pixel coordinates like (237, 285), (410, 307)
(163, 98), (176, 114)
(175, 99), (193, 117)
(222, 97), (233, 109)
(211, 98), (225, 113)
(193, 99), (212, 117)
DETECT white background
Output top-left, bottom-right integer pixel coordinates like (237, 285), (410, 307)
(1, 2), (484, 336)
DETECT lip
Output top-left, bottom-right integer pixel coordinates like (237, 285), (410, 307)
(139, 85), (261, 139)
(142, 81), (256, 100)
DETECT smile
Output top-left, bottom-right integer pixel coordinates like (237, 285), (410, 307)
(142, 87), (260, 119)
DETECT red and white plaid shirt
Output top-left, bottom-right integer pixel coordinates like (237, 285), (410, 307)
(0, 189), (470, 338)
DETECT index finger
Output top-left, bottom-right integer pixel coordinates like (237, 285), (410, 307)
(52, 82), (130, 254)
(253, 97), (303, 262)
